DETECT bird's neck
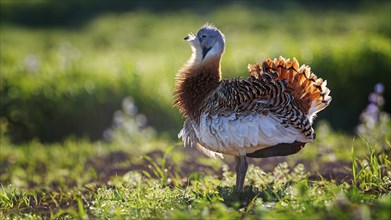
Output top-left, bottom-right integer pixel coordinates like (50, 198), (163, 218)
(174, 55), (222, 119)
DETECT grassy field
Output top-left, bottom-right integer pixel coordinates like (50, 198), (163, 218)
(1, 2), (391, 219)
(1, 117), (390, 219)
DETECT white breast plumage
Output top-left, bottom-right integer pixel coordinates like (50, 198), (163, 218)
(179, 112), (313, 157)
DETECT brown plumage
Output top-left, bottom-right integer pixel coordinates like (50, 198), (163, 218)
(174, 56), (222, 119)
(174, 24), (332, 190)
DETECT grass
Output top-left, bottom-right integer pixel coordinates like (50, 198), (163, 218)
(1, 120), (390, 219)
(1, 2), (391, 219)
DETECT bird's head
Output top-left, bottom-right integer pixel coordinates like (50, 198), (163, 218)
(184, 23), (225, 61)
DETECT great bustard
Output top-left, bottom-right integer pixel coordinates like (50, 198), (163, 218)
(174, 24), (332, 190)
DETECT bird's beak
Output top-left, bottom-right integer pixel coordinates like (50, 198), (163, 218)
(184, 33), (196, 41)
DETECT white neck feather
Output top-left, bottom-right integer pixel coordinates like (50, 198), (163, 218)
(204, 42), (224, 60)
(188, 44), (204, 65)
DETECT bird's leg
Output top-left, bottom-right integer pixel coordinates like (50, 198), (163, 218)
(235, 155), (248, 191)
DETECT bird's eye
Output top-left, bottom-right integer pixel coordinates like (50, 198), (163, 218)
(201, 34), (207, 38)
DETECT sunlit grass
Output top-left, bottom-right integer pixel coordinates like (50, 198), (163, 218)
(1, 120), (390, 218)
(1, 2), (391, 219)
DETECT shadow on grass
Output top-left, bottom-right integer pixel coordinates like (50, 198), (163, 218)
(84, 147), (355, 187)
(216, 185), (283, 209)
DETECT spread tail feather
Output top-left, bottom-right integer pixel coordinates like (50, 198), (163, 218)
(248, 56), (332, 123)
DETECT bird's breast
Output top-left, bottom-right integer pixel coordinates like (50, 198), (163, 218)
(187, 112), (313, 156)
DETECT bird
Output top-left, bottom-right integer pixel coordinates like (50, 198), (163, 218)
(173, 24), (332, 191)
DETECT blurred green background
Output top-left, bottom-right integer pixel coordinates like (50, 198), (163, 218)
(1, 0), (390, 143)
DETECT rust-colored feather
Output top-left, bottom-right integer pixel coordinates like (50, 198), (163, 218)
(248, 56), (332, 117)
(173, 56), (221, 119)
